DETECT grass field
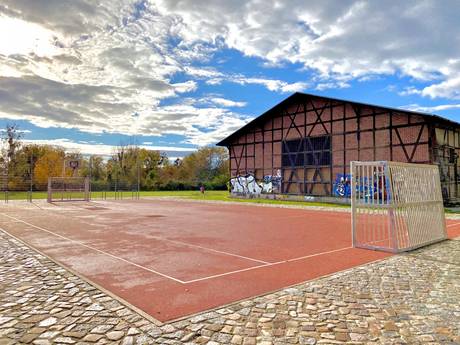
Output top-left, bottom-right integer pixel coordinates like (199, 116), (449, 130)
(4, 190), (459, 212)
(2, 190), (349, 208)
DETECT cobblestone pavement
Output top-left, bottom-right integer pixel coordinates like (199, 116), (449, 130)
(1, 230), (459, 345)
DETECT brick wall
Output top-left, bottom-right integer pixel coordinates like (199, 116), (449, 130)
(227, 95), (432, 196)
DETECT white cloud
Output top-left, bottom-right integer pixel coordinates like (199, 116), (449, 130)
(401, 103), (460, 113)
(231, 76), (309, 93)
(172, 80), (198, 93)
(420, 76), (460, 100)
(183, 66), (223, 78)
(154, 0), (460, 99)
(209, 97), (246, 107)
(24, 138), (196, 157)
(0, 1), (253, 145)
(0, 15), (58, 57)
(1, 0), (460, 148)
(315, 81), (350, 91)
(399, 86), (422, 96)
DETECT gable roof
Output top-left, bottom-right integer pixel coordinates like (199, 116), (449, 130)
(216, 92), (460, 146)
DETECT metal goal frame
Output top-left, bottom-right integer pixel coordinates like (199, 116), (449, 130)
(47, 177), (90, 203)
(351, 161), (447, 253)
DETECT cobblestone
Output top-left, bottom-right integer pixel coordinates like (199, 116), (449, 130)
(1, 229), (459, 344)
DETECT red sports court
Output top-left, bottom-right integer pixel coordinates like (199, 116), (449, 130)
(0, 199), (458, 322)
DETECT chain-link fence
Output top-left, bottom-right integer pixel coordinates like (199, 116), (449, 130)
(0, 175), (141, 203)
(0, 156), (142, 203)
(0, 144), (228, 203)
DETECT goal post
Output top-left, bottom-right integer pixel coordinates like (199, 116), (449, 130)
(351, 161), (447, 253)
(47, 177), (90, 203)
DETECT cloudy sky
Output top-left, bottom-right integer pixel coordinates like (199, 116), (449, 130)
(1, 0), (460, 157)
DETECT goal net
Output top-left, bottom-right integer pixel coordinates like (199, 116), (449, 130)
(351, 161), (447, 253)
(47, 177), (90, 202)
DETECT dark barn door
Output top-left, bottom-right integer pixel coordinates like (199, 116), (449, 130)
(281, 135), (332, 195)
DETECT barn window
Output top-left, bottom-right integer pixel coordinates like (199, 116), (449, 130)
(282, 135), (331, 167)
(282, 139), (304, 166)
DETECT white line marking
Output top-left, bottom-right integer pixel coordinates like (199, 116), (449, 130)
(0, 213), (186, 284)
(147, 235), (269, 264)
(283, 246), (353, 263)
(1, 209), (355, 285)
(10, 202), (269, 265)
(183, 246), (353, 284)
(447, 222), (460, 228)
(184, 263), (272, 284)
(0, 220), (23, 224)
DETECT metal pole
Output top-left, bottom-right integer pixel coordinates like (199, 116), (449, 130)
(351, 161), (356, 248)
(47, 178), (51, 203)
(29, 154), (33, 202)
(89, 156), (92, 200)
(137, 160), (140, 200)
(115, 170), (118, 200)
(85, 177), (90, 201)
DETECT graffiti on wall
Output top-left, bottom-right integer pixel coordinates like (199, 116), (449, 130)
(333, 172), (390, 201)
(230, 171), (390, 200)
(333, 174), (352, 197)
(229, 174), (262, 194)
(230, 170), (282, 195)
(262, 170), (282, 193)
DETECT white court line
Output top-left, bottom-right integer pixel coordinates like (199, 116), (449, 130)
(447, 222), (460, 228)
(147, 235), (269, 264)
(0, 220), (23, 224)
(12, 203), (270, 265)
(0, 212), (187, 284)
(1, 211), (354, 285)
(183, 246), (353, 284)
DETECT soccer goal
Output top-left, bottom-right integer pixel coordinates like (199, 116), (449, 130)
(351, 161), (447, 253)
(47, 177), (90, 202)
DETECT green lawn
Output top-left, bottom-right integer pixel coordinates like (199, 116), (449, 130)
(141, 190), (350, 208)
(2, 189), (349, 208)
(5, 190), (459, 212)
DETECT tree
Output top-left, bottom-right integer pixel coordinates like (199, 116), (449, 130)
(179, 147), (229, 185)
(84, 156), (106, 181)
(0, 124), (28, 190)
(107, 144), (163, 190)
(33, 147), (66, 187)
(152, 146), (229, 190)
(1, 124), (23, 166)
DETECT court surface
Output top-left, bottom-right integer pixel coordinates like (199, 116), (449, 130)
(1, 199), (459, 322)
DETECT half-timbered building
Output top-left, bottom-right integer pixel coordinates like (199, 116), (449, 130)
(217, 92), (460, 204)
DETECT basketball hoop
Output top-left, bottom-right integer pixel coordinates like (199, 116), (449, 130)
(68, 160), (80, 170)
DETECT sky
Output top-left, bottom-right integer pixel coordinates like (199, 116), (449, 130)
(1, 0), (460, 158)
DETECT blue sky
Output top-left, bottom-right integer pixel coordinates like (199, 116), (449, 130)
(1, 1), (460, 157)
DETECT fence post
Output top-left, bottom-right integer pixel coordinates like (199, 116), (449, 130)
(30, 155), (33, 202)
(350, 161), (356, 248)
(89, 156), (92, 200)
(47, 178), (51, 203)
(137, 161), (140, 199)
(84, 177), (90, 201)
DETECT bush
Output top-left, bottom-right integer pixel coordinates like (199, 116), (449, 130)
(153, 180), (227, 191)
(90, 180), (111, 191)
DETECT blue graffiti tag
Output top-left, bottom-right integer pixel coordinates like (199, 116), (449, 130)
(333, 173), (391, 202)
(333, 174), (352, 197)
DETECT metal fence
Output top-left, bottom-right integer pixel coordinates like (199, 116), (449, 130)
(89, 180), (140, 200)
(0, 175), (140, 203)
(351, 161), (447, 253)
